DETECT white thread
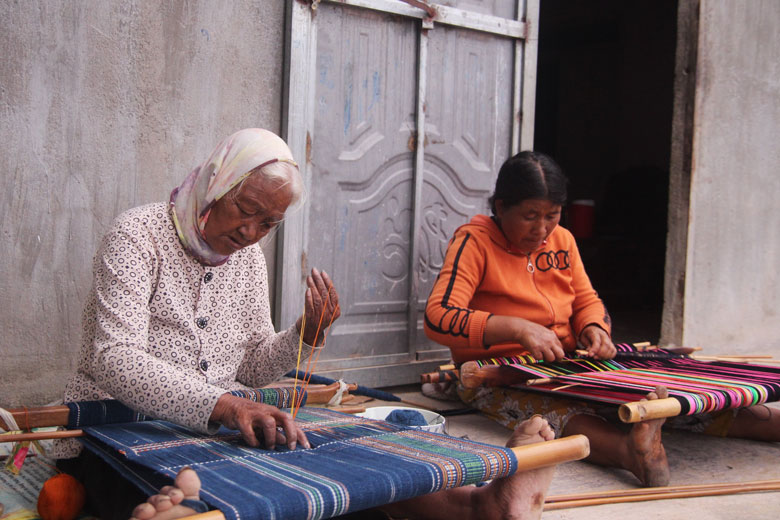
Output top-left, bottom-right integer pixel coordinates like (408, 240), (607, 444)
(326, 380), (349, 406)
(0, 406), (20, 432)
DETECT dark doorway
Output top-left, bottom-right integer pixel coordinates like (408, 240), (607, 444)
(534, 1), (678, 344)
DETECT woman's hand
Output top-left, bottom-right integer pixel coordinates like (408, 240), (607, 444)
(210, 394), (310, 450)
(579, 325), (616, 359)
(484, 315), (566, 362)
(296, 268), (341, 347)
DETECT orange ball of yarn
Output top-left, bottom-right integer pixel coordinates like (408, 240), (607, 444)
(37, 473), (86, 520)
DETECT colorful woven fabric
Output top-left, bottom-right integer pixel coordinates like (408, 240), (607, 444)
(67, 388), (306, 428)
(80, 407), (516, 520)
(477, 344), (780, 416)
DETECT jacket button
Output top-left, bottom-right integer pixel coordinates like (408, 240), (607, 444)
(196, 317), (209, 329)
(200, 359), (210, 371)
(204, 272), (214, 283)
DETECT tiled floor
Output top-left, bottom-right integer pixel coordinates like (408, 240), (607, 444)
(368, 385), (780, 520)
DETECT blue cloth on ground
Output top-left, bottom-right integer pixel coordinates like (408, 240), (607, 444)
(384, 409), (428, 427)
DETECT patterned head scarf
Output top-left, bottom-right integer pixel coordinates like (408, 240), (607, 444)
(170, 128), (298, 266)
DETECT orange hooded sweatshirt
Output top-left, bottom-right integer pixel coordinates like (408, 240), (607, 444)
(424, 215), (611, 364)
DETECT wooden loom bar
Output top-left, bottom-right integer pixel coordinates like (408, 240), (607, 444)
(0, 383), (357, 431)
(0, 405), (70, 430)
(459, 361), (522, 388)
(618, 398), (682, 423)
(512, 433), (589, 471)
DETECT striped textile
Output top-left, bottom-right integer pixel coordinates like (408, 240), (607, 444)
(80, 407), (516, 520)
(67, 387), (306, 428)
(476, 344), (780, 416)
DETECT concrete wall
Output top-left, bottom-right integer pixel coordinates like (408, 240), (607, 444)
(0, 0), (287, 406)
(682, 0), (780, 354)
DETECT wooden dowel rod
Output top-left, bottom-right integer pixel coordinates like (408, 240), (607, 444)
(546, 478), (780, 503)
(618, 398), (682, 423)
(692, 355), (780, 364)
(0, 429), (84, 443)
(524, 378), (554, 386)
(1, 405), (70, 430)
(510, 434), (590, 471)
(544, 480), (780, 510)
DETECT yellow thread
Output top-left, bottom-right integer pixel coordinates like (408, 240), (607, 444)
(291, 299), (306, 418)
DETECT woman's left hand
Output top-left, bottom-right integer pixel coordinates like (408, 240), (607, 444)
(579, 325), (616, 359)
(296, 268), (341, 347)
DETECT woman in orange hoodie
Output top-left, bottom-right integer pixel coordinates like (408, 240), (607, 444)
(424, 151), (770, 487)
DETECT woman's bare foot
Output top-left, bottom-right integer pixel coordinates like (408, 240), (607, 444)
(473, 415), (557, 519)
(625, 386), (670, 487)
(130, 468), (204, 520)
(564, 386), (670, 487)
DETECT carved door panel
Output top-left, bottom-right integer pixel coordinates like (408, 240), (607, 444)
(281, 0), (539, 385)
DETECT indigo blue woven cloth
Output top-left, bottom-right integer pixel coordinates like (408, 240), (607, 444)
(66, 388), (306, 428)
(79, 408), (517, 520)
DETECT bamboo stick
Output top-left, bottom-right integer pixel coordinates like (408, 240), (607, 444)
(544, 479), (780, 510)
(692, 355), (780, 364)
(546, 478), (780, 503)
(618, 398), (682, 423)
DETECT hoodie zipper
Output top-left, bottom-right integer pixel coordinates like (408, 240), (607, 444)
(525, 252), (535, 273)
(522, 251), (556, 325)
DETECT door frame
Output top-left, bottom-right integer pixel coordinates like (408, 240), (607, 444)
(275, 0), (540, 383)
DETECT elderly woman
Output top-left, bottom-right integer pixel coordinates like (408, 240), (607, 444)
(56, 129), (338, 515)
(58, 130), (561, 520)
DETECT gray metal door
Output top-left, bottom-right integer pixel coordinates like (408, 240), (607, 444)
(279, 0), (539, 386)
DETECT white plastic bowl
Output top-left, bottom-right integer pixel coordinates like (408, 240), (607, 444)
(357, 405), (447, 434)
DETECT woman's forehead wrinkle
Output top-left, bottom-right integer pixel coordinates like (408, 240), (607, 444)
(238, 178), (292, 217)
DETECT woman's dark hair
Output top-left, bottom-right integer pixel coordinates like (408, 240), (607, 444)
(488, 151), (568, 215)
